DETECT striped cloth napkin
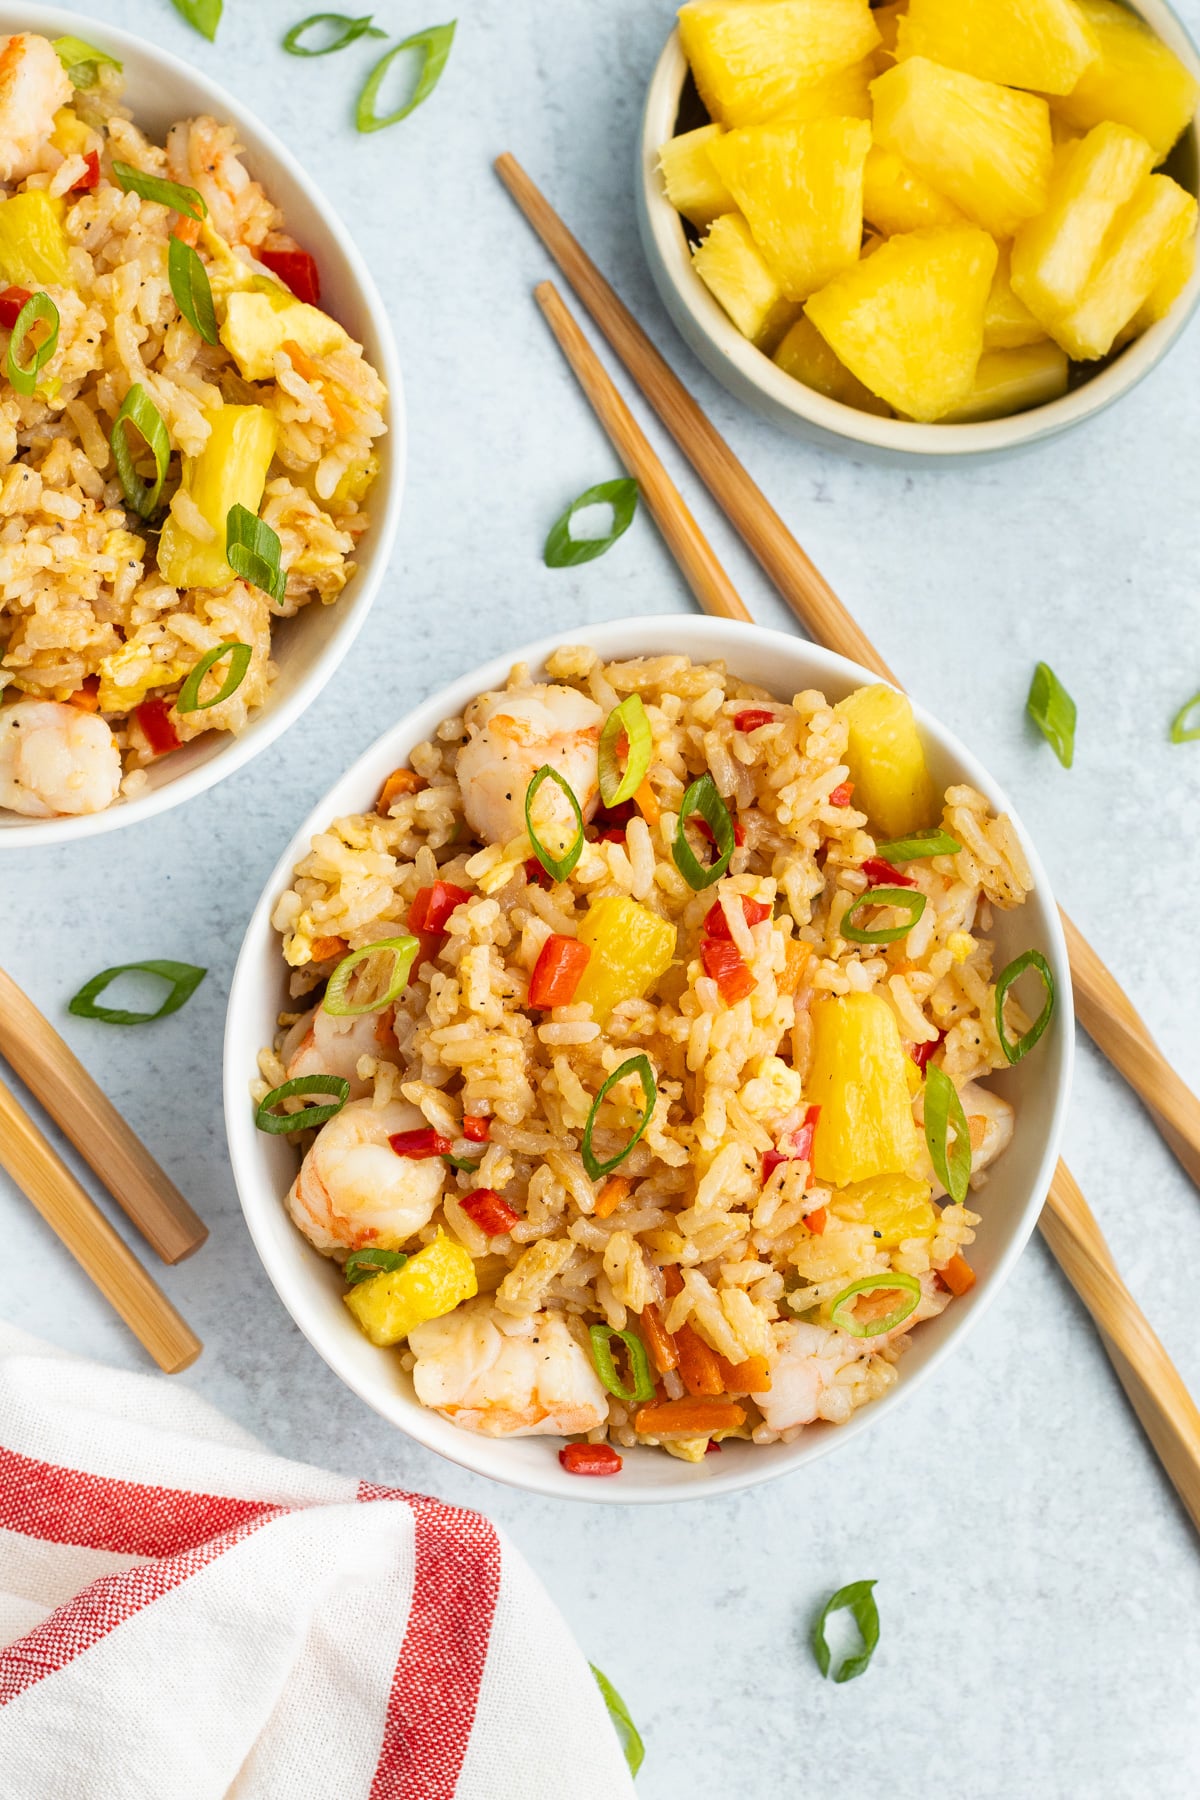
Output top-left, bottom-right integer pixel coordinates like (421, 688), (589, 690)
(0, 1324), (636, 1799)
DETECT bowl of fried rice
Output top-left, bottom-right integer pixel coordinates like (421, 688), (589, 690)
(0, 7), (401, 843)
(225, 616), (1072, 1502)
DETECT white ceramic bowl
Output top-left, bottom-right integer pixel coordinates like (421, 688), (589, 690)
(225, 615), (1074, 1503)
(0, 4), (403, 847)
(637, 2), (1200, 460)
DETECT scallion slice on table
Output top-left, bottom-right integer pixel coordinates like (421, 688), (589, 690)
(581, 1054), (657, 1181)
(543, 477), (639, 568)
(284, 12), (386, 54)
(525, 765), (585, 882)
(171, 0), (223, 42)
(673, 772), (735, 890)
(111, 383), (170, 520)
(52, 34), (121, 86)
(255, 1074), (350, 1135)
(1169, 690), (1200, 744)
(924, 1063), (971, 1204)
(343, 1247), (406, 1284)
(168, 236), (218, 345)
(829, 1272), (922, 1339)
(68, 960), (206, 1025)
(1026, 661), (1076, 767)
(598, 693), (652, 807)
(177, 642), (251, 713)
(589, 1665), (645, 1777)
(812, 1579), (880, 1684)
(322, 936), (420, 1017)
(994, 948), (1055, 1065)
(588, 1324), (656, 1404)
(873, 827), (961, 861)
(840, 885), (926, 945)
(356, 22), (457, 133)
(6, 292), (58, 399)
(112, 161), (207, 221)
(226, 504), (287, 605)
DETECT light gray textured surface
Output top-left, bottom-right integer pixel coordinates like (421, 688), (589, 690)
(3, 2), (1200, 1794)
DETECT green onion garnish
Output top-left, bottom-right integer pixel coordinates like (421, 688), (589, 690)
(994, 948), (1055, 1065)
(168, 236), (218, 346)
(829, 1272), (922, 1339)
(1169, 690), (1200, 744)
(525, 765), (585, 882)
(226, 504), (286, 605)
(68, 960), (206, 1025)
(598, 693), (653, 808)
(673, 772), (735, 890)
(1026, 661), (1076, 768)
(443, 1152), (482, 1174)
(284, 12), (386, 54)
(322, 936), (419, 1017)
(840, 886), (927, 945)
(52, 34), (121, 87)
(343, 1247), (407, 1284)
(923, 1064), (971, 1205)
(112, 161), (207, 222)
(6, 293), (59, 400)
(581, 1054), (657, 1181)
(590, 1666), (645, 1778)
(171, 0), (223, 42)
(255, 1073), (350, 1134)
(544, 478), (639, 568)
(356, 22), (457, 133)
(873, 828), (961, 861)
(111, 383), (170, 520)
(588, 1324), (656, 1404)
(177, 642), (251, 714)
(812, 1579), (880, 1684)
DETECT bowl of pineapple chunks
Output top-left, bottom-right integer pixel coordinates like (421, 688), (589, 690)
(638, 0), (1200, 455)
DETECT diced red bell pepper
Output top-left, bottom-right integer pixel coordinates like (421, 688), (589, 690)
(135, 695), (180, 755)
(259, 246), (321, 307)
(70, 150), (101, 194)
(524, 857), (551, 889)
(703, 895), (771, 939)
(460, 1188), (521, 1237)
(408, 881), (472, 935)
(0, 285), (32, 330)
(694, 812), (746, 851)
(388, 1128), (453, 1159)
(762, 1105), (822, 1183)
(733, 708), (775, 734)
(529, 933), (591, 1008)
(704, 1439), (723, 1454)
(908, 1029), (946, 1072)
(558, 1442), (623, 1476)
(804, 1206), (827, 1235)
(861, 856), (916, 888)
(462, 1114), (490, 1143)
(700, 935), (756, 1004)
(828, 781), (855, 807)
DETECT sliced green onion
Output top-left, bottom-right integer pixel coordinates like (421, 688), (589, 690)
(255, 1073), (350, 1134)
(356, 22), (457, 133)
(284, 12), (386, 54)
(443, 1152), (482, 1174)
(829, 1272), (922, 1339)
(598, 693), (653, 808)
(581, 1054), (657, 1181)
(995, 948), (1055, 1065)
(673, 772), (735, 890)
(168, 236), (218, 346)
(344, 1247), (407, 1284)
(226, 504), (286, 605)
(588, 1324), (656, 1404)
(52, 34), (121, 87)
(171, 0), (223, 42)
(1169, 690), (1200, 744)
(544, 478), (639, 568)
(111, 383), (170, 520)
(873, 828), (962, 861)
(6, 293), (59, 400)
(1026, 661), (1076, 768)
(812, 1579), (880, 1684)
(323, 936), (419, 1017)
(840, 885), (926, 945)
(924, 1064), (971, 1205)
(177, 641), (251, 713)
(590, 1666), (645, 1778)
(525, 764), (585, 882)
(68, 960), (206, 1025)
(112, 160), (207, 222)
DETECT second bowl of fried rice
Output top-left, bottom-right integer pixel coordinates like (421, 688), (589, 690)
(225, 616), (1073, 1502)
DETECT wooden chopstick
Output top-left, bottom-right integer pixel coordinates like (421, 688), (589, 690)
(533, 275), (1200, 1529)
(0, 967), (208, 1264)
(496, 153), (1200, 1194)
(0, 1076), (202, 1374)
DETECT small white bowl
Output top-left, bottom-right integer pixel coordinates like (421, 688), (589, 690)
(0, 4), (403, 846)
(637, 3), (1200, 460)
(224, 615), (1074, 1504)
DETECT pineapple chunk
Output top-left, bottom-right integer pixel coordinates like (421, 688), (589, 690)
(861, 143), (964, 236)
(1053, 172), (1198, 359)
(1120, 226), (1196, 341)
(896, 0), (1098, 95)
(984, 244), (1046, 348)
(943, 341), (1070, 421)
(769, 54), (875, 123)
(805, 227), (997, 422)
(157, 405), (278, 591)
(1010, 123), (1154, 329)
(871, 57), (1053, 240)
(573, 895), (677, 1025)
(708, 118), (871, 300)
(808, 993), (923, 1187)
(1052, 0), (1199, 163)
(773, 314), (892, 413)
(220, 289), (348, 384)
(0, 191), (70, 288)
(830, 1172), (937, 1246)
(872, 2), (907, 58)
(344, 1231), (477, 1347)
(678, 0), (881, 127)
(833, 682), (937, 837)
(692, 212), (800, 348)
(659, 124), (736, 229)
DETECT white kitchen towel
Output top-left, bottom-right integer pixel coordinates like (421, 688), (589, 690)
(0, 1325), (636, 1799)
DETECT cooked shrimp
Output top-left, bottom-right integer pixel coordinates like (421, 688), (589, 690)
(286, 1098), (445, 1258)
(281, 1002), (397, 1101)
(959, 1081), (1014, 1174)
(0, 34), (71, 183)
(165, 116), (280, 249)
(410, 1299), (609, 1437)
(0, 700), (121, 817)
(761, 1273), (948, 1431)
(456, 684), (603, 849)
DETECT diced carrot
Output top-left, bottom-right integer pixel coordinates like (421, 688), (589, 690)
(638, 1300), (679, 1374)
(634, 1398), (746, 1437)
(714, 1352), (772, 1394)
(663, 1265), (685, 1299)
(941, 1253), (977, 1297)
(310, 935), (348, 962)
(377, 766), (427, 813)
(804, 1206), (827, 1235)
(674, 1322), (726, 1398)
(778, 937), (815, 996)
(633, 778), (660, 827)
(594, 1175), (631, 1219)
(281, 338), (323, 383)
(66, 676), (100, 713)
(172, 214), (201, 247)
(374, 1007), (398, 1050)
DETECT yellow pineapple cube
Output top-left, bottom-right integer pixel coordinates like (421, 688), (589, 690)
(944, 341), (1070, 421)
(833, 683), (938, 837)
(773, 314), (892, 413)
(808, 993), (923, 1187)
(862, 142), (964, 236)
(830, 1173), (937, 1246)
(678, 0), (881, 127)
(659, 124), (736, 229)
(1053, 173), (1198, 359)
(872, 2), (908, 59)
(1010, 123), (1154, 329)
(896, 0), (1098, 95)
(984, 245), (1046, 347)
(692, 212), (800, 348)
(871, 57), (1053, 239)
(773, 55), (875, 122)
(1052, 0), (1199, 163)
(805, 226), (997, 421)
(1120, 227), (1196, 341)
(708, 118), (871, 299)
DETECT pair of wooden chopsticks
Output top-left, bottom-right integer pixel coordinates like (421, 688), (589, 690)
(495, 153), (1200, 1531)
(0, 967), (205, 1372)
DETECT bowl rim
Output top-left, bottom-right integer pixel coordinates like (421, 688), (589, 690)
(224, 613), (1075, 1504)
(0, 2), (405, 847)
(638, 4), (1200, 457)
